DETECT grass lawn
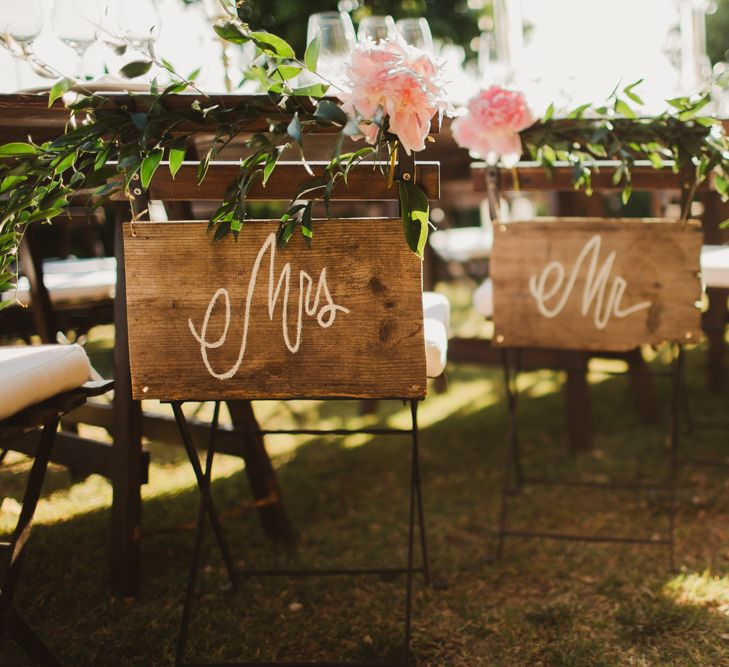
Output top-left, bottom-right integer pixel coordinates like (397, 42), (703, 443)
(3, 309), (729, 665)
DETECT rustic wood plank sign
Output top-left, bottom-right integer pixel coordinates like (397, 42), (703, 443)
(123, 220), (426, 400)
(491, 218), (703, 352)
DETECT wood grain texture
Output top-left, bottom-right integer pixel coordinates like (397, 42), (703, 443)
(471, 163), (716, 193)
(0, 93), (441, 139)
(123, 219), (426, 400)
(137, 161), (440, 202)
(491, 218), (703, 352)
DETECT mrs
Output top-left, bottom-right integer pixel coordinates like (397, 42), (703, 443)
(189, 232), (350, 380)
(528, 234), (652, 330)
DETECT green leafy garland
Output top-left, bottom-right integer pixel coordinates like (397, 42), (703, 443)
(0, 13), (432, 304)
(520, 81), (729, 217)
(1, 17), (728, 308)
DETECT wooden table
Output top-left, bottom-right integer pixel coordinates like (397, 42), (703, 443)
(0, 93), (302, 597)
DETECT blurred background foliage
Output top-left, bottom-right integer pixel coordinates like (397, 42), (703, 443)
(707, 0), (729, 64)
(181, 0), (729, 71)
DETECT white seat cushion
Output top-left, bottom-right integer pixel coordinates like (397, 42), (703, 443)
(1, 257), (116, 307)
(473, 278), (494, 318)
(429, 226), (493, 263)
(422, 292), (450, 378)
(422, 291), (450, 331)
(424, 318), (447, 378)
(0, 344), (91, 420)
(701, 245), (729, 289)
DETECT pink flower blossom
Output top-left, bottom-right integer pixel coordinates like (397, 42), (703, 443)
(340, 36), (452, 154)
(451, 87), (534, 166)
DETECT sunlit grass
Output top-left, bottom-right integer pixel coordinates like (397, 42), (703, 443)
(3, 283), (729, 664)
(665, 571), (729, 616)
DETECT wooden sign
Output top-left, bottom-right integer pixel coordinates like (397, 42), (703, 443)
(491, 218), (703, 352)
(123, 220), (426, 401)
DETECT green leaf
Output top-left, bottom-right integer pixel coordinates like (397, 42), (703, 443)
(567, 103), (591, 119)
(623, 79), (644, 105)
(0, 142), (38, 157)
(614, 98), (637, 119)
(272, 65), (301, 81)
(244, 65), (270, 89)
(399, 180), (429, 258)
(140, 149), (163, 189)
(678, 96), (711, 121)
(53, 151), (77, 174)
(168, 138), (186, 178)
(163, 80), (188, 95)
(198, 149), (212, 184)
(287, 112), (302, 144)
(94, 143), (112, 171)
(292, 83), (329, 98)
(120, 60), (153, 79)
(304, 34), (321, 72)
(543, 103), (554, 121)
(300, 201), (313, 246)
(263, 148), (281, 185)
(667, 96), (690, 110)
(249, 31), (295, 58)
(48, 78), (74, 107)
(621, 182), (633, 206)
(314, 100), (348, 126)
(716, 173), (729, 198)
(0, 174), (25, 193)
(647, 152), (664, 170)
(213, 20), (250, 44)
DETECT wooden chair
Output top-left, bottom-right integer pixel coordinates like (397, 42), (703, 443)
(486, 217), (703, 568)
(0, 208), (114, 345)
(0, 344), (113, 665)
(120, 133), (444, 662)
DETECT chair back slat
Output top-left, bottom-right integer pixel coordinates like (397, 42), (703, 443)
(127, 161), (440, 202)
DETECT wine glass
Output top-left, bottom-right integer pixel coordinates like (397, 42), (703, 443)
(0, 0), (43, 45)
(0, 0), (47, 86)
(306, 12), (356, 88)
(396, 17), (433, 53)
(357, 15), (396, 43)
(52, 0), (102, 78)
(118, 0), (160, 47)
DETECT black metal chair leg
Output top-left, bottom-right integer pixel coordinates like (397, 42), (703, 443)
(667, 345), (683, 572)
(410, 401), (430, 587)
(171, 402), (237, 590)
(1, 418), (59, 665)
(1, 419), (58, 611)
(176, 402), (224, 666)
(496, 351), (521, 560)
(403, 403), (418, 665)
(5, 608), (60, 667)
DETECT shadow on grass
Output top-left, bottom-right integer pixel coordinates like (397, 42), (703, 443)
(3, 345), (729, 664)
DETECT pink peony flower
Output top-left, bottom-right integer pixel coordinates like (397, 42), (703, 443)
(340, 36), (452, 154)
(451, 86), (534, 166)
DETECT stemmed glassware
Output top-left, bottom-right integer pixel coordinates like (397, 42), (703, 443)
(117, 0), (160, 48)
(52, 0), (102, 78)
(0, 0), (54, 83)
(357, 15), (396, 43)
(395, 17), (433, 52)
(0, 0), (43, 46)
(306, 12), (356, 89)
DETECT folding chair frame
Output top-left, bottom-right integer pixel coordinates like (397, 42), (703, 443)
(170, 398), (429, 667)
(0, 380), (113, 665)
(495, 345), (682, 570)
